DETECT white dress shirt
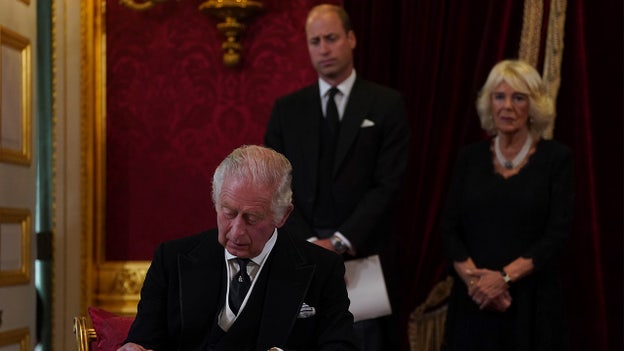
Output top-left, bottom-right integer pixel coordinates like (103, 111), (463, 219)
(218, 228), (278, 331)
(319, 69), (357, 121)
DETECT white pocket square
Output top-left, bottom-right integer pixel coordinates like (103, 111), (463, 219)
(360, 119), (375, 128)
(298, 303), (316, 318)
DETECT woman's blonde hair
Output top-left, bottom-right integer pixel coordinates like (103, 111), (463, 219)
(476, 60), (554, 137)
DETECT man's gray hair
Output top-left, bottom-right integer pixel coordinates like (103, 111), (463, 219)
(212, 145), (293, 222)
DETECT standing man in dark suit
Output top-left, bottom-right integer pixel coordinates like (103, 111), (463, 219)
(264, 4), (410, 350)
(116, 145), (357, 351)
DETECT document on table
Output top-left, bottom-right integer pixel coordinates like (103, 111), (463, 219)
(344, 254), (392, 322)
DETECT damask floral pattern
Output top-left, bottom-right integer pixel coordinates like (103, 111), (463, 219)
(106, 0), (333, 260)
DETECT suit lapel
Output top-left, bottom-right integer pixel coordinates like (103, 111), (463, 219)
(256, 231), (315, 350)
(178, 231), (225, 342)
(301, 83), (323, 181)
(335, 78), (368, 176)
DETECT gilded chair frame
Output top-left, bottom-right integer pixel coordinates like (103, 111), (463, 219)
(73, 316), (96, 351)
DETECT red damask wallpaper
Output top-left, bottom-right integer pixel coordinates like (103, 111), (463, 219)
(105, 0), (336, 260)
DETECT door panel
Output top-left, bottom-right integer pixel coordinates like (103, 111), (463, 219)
(0, 1), (37, 349)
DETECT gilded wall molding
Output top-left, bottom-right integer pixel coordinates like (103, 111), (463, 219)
(82, 0), (147, 316)
(80, 0), (96, 316)
(51, 0), (58, 347)
(0, 328), (29, 351)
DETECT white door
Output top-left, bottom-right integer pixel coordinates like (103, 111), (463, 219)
(0, 1), (38, 350)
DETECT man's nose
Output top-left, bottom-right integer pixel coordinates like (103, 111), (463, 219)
(319, 40), (329, 53)
(230, 216), (247, 238)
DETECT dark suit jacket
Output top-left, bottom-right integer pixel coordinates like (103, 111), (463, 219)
(125, 229), (357, 351)
(265, 77), (410, 258)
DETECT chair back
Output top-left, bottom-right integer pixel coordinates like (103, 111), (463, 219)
(408, 276), (454, 351)
(73, 316), (97, 351)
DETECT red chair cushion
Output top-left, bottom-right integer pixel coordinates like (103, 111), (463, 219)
(88, 307), (134, 351)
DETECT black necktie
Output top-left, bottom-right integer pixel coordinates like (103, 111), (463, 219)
(326, 87), (340, 135)
(229, 258), (251, 315)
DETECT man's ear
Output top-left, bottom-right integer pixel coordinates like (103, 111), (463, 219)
(348, 30), (356, 49)
(275, 204), (294, 228)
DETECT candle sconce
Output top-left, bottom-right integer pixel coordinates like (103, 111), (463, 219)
(199, 0), (264, 67)
(119, 0), (264, 68)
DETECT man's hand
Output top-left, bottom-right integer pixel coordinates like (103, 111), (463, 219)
(116, 342), (153, 351)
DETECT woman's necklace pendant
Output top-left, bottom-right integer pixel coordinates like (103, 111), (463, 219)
(495, 133), (533, 170)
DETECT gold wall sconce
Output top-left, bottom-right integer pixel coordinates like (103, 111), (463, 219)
(119, 0), (264, 68)
(199, 1), (264, 67)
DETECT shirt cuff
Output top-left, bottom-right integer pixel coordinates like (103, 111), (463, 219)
(334, 232), (354, 252)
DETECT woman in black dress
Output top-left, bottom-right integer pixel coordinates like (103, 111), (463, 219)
(442, 60), (574, 351)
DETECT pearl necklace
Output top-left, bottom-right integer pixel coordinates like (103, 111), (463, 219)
(494, 133), (533, 170)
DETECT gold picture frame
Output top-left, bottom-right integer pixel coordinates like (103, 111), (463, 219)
(0, 207), (31, 286)
(0, 26), (32, 165)
(0, 328), (29, 351)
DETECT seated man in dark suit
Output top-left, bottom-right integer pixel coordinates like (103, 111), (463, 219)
(116, 145), (357, 351)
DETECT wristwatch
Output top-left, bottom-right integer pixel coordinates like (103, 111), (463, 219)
(500, 270), (512, 285)
(329, 235), (347, 254)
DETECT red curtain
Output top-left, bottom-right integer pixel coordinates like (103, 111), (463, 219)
(344, 0), (622, 350)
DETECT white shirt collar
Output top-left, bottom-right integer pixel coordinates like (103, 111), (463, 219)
(224, 227), (278, 266)
(319, 69), (357, 98)
(220, 228), (278, 331)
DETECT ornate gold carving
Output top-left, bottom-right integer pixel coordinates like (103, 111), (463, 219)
(199, 0), (264, 67)
(520, 0), (568, 139)
(542, 0), (567, 139)
(95, 262), (150, 315)
(519, 0), (543, 69)
(111, 266), (147, 295)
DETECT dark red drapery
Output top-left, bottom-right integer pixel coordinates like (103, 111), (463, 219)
(344, 0), (622, 350)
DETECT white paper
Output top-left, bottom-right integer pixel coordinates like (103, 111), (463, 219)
(344, 254), (392, 322)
